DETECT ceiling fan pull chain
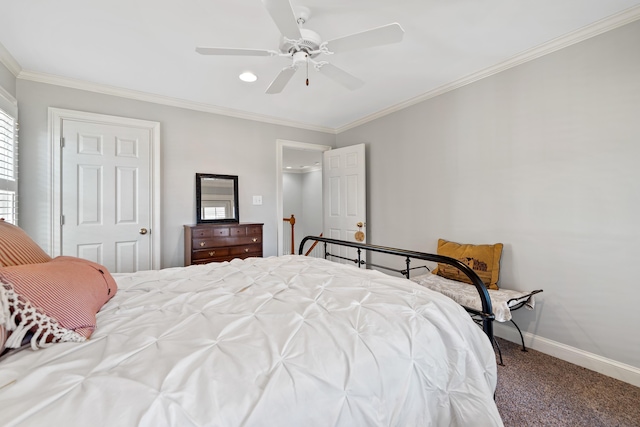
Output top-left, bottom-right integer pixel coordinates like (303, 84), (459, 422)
(306, 53), (309, 86)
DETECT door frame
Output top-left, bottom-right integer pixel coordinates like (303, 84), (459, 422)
(276, 139), (332, 256)
(49, 108), (162, 269)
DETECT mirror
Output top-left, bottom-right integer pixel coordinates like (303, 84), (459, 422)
(196, 173), (239, 223)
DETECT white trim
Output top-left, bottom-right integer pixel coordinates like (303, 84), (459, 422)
(0, 42), (21, 77)
(0, 85), (17, 109)
(494, 323), (640, 388)
(335, 4), (640, 133)
(49, 108), (162, 270)
(276, 139), (332, 256)
(284, 166), (323, 174)
(20, 70), (335, 134)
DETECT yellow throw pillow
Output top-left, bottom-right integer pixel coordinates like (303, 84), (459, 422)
(433, 239), (503, 290)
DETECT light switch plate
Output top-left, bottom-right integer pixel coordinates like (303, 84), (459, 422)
(253, 195), (262, 205)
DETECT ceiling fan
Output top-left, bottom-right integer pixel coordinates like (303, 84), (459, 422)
(196, 0), (404, 94)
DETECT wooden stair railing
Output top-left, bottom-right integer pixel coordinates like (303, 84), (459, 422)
(283, 214), (322, 256)
(283, 214), (296, 254)
(304, 233), (323, 256)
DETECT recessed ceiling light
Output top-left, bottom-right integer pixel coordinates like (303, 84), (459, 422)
(286, 166), (292, 169)
(239, 72), (257, 83)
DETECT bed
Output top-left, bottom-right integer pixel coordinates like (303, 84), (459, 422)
(0, 226), (503, 426)
(305, 236), (542, 365)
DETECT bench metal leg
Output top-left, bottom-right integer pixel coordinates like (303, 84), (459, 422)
(493, 336), (504, 366)
(510, 318), (527, 352)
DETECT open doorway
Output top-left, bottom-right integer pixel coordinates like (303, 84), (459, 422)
(276, 140), (331, 256)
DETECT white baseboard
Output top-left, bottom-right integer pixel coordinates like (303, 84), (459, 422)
(494, 323), (640, 388)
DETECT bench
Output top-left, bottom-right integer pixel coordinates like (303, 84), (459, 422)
(409, 271), (542, 365)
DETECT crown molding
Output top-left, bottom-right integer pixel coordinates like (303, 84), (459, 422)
(0, 41), (22, 77)
(17, 70), (336, 134)
(336, 4), (640, 134)
(9, 4), (640, 135)
(283, 166), (322, 174)
(0, 84), (17, 107)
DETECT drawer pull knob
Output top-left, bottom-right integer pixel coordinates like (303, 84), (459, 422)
(209, 251), (215, 256)
(245, 248), (249, 253)
(252, 238), (257, 242)
(200, 242), (205, 247)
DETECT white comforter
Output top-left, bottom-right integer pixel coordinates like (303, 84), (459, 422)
(0, 255), (502, 427)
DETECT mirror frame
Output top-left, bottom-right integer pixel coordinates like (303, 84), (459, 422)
(196, 173), (240, 224)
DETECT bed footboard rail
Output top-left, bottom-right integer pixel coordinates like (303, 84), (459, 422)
(299, 236), (495, 342)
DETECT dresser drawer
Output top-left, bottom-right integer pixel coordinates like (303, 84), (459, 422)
(229, 244), (262, 256)
(246, 225), (262, 235)
(192, 248), (230, 261)
(191, 227), (231, 238)
(229, 226), (245, 236)
(194, 235), (261, 249)
(191, 228), (211, 238)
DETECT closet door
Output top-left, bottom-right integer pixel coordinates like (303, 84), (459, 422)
(52, 109), (160, 273)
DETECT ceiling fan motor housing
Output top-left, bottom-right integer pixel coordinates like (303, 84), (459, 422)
(280, 28), (322, 58)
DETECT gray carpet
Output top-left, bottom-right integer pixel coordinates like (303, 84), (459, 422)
(494, 337), (640, 427)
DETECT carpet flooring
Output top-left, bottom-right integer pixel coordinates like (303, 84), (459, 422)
(494, 337), (640, 427)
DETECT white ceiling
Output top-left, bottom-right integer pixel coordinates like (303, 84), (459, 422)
(283, 147), (323, 171)
(1, 0), (640, 132)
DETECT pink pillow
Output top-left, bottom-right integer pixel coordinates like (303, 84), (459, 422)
(0, 256), (117, 349)
(0, 219), (52, 267)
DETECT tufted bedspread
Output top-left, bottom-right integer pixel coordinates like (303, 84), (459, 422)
(0, 255), (502, 427)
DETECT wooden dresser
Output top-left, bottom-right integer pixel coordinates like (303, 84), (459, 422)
(184, 223), (263, 265)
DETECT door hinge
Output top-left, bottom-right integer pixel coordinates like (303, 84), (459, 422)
(60, 137), (65, 148)
(60, 215), (65, 226)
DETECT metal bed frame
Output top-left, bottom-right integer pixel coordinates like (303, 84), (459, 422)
(299, 236), (496, 345)
(411, 265), (543, 365)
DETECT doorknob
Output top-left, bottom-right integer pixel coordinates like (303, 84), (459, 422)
(139, 228), (148, 235)
(355, 222), (365, 242)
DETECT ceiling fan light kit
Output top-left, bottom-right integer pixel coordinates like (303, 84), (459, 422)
(239, 72), (258, 82)
(196, 0), (405, 94)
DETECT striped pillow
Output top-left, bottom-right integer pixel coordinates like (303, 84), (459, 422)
(0, 256), (117, 350)
(0, 280), (8, 354)
(0, 219), (52, 267)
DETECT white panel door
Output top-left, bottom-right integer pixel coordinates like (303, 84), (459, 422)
(323, 143), (366, 264)
(61, 119), (152, 273)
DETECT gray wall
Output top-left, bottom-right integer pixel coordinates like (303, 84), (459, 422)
(337, 21), (640, 369)
(283, 169), (322, 252)
(301, 170), (322, 238)
(283, 172), (303, 252)
(15, 80), (335, 267)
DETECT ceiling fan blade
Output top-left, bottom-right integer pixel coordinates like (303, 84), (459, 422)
(196, 47), (274, 56)
(261, 0), (302, 41)
(317, 63), (364, 90)
(266, 66), (298, 94)
(325, 23), (404, 54)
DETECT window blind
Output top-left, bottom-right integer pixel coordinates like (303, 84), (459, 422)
(0, 106), (17, 224)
